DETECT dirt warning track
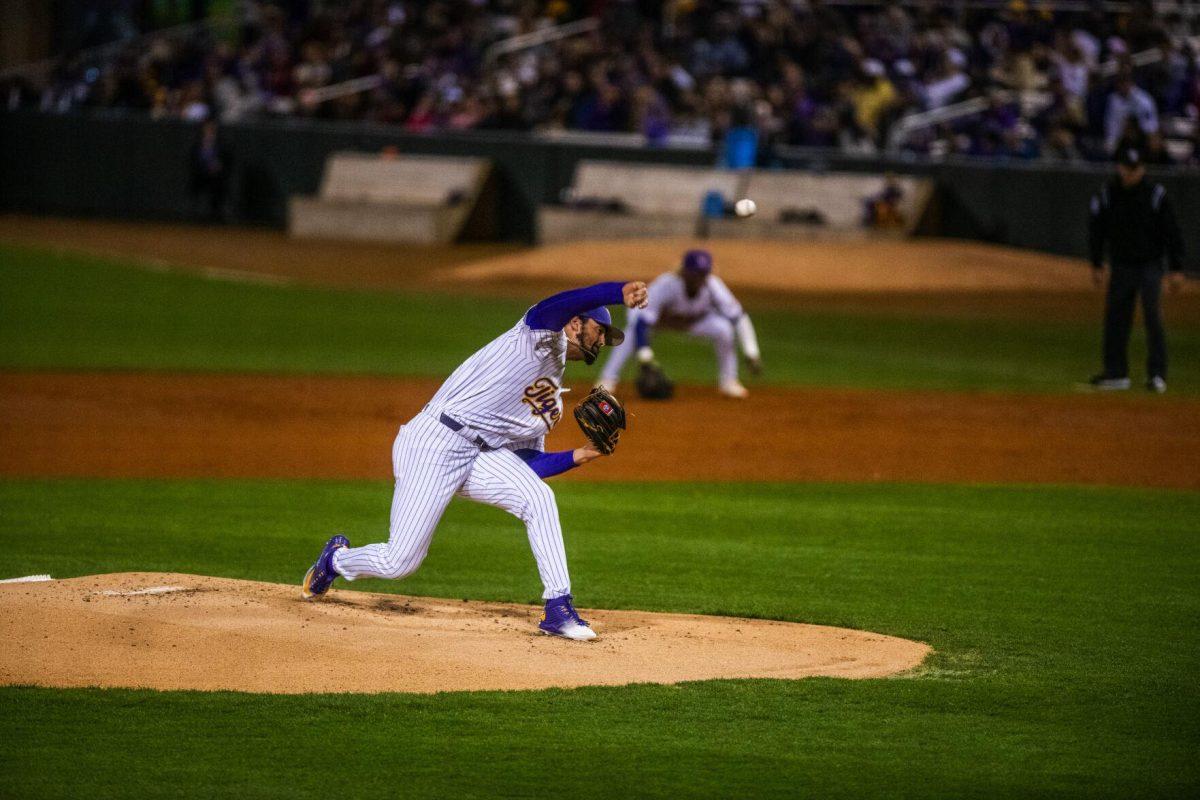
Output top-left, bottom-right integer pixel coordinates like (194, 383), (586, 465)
(1, 371), (1197, 488)
(0, 573), (930, 693)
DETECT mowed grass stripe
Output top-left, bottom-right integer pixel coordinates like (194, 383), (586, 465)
(4, 243), (1197, 393)
(0, 243), (522, 375)
(1, 480), (1197, 798)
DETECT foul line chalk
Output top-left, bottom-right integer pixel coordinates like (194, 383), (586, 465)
(0, 574), (53, 584)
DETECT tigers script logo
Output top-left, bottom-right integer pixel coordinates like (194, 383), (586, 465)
(522, 377), (562, 429)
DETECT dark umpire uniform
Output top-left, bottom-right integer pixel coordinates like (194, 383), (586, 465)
(1087, 147), (1185, 392)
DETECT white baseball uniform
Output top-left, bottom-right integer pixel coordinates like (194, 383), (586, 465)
(332, 284), (625, 599)
(599, 271), (759, 385)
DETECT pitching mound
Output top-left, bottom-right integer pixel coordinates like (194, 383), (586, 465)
(0, 573), (929, 694)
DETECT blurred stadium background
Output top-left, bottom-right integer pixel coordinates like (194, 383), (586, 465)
(1, 0), (1199, 249)
(1, 2), (1198, 798)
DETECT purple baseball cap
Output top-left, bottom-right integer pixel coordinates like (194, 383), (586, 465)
(580, 306), (625, 345)
(682, 249), (714, 274)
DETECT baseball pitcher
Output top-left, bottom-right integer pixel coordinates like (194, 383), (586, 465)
(597, 249), (761, 398)
(302, 281), (648, 641)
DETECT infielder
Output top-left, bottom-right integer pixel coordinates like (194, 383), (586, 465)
(302, 281), (648, 641)
(597, 249), (761, 398)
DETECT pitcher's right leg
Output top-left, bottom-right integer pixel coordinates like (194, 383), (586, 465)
(690, 313), (745, 397)
(332, 412), (476, 581)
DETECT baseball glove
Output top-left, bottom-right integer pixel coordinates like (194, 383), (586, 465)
(573, 387), (626, 455)
(636, 362), (675, 400)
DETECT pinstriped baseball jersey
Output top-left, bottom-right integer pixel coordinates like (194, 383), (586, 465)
(426, 315), (566, 449)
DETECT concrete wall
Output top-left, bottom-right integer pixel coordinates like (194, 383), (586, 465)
(1, 111), (1197, 264)
(0, 112), (708, 242)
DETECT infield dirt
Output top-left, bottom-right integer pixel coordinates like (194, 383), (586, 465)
(2, 371), (1196, 488)
(0, 573), (930, 693)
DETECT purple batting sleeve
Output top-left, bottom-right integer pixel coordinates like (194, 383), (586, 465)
(634, 316), (653, 349)
(514, 448), (578, 479)
(524, 282), (626, 330)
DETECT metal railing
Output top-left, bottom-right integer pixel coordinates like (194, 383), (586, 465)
(298, 75), (385, 107)
(482, 17), (599, 68)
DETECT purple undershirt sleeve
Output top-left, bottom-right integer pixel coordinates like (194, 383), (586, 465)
(524, 282), (626, 330)
(514, 448), (578, 479)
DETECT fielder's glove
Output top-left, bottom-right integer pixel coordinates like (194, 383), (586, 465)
(573, 387), (626, 455)
(635, 362), (675, 400)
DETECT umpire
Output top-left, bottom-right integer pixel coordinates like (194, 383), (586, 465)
(1087, 146), (1185, 393)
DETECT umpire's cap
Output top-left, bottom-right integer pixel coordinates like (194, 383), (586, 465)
(682, 249), (714, 274)
(579, 306), (625, 346)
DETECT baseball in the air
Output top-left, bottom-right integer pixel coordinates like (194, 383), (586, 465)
(734, 198), (757, 218)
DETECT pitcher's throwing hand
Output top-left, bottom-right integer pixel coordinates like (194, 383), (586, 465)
(623, 281), (649, 309)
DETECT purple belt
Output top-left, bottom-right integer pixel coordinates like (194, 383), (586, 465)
(438, 413), (494, 451)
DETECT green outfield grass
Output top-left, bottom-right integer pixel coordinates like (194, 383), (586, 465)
(2, 479), (1197, 798)
(4, 243), (1197, 393)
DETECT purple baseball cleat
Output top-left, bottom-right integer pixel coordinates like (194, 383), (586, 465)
(538, 594), (597, 640)
(301, 534), (349, 600)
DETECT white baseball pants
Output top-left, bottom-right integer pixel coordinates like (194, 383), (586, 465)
(599, 310), (739, 384)
(331, 411), (572, 599)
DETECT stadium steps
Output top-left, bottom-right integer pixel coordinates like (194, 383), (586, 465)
(539, 161), (933, 243)
(288, 152), (496, 244)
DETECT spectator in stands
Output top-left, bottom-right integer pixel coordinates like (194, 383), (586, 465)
(975, 90), (1021, 150)
(179, 81), (210, 122)
(446, 94), (487, 131)
(850, 60), (898, 147)
(721, 101), (759, 168)
(1036, 74), (1086, 138)
(991, 46), (1047, 93)
(189, 119), (231, 222)
(922, 49), (971, 110)
(863, 174), (906, 229)
(1142, 131), (1174, 165)
(1053, 36), (1090, 101)
(1144, 37), (1191, 114)
(1104, 70), (1160, 154)
(632, 85), (671, 146)
(690, 13), (749, 79)
(1043, 124), (1083, 162)
(403, 92), (438, 133)
(481, 93), (532, 131)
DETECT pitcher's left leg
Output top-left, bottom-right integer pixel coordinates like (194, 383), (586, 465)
(458, 449), (596, 640)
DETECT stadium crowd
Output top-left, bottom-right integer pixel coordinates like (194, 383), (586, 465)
(8, 1), (1200, 164)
